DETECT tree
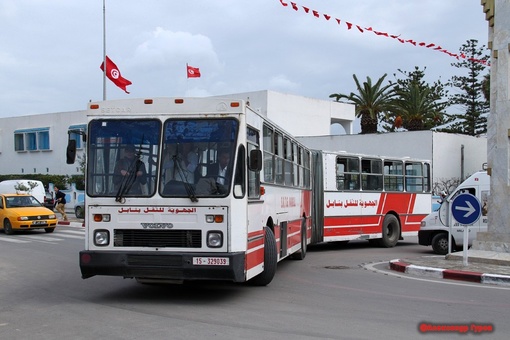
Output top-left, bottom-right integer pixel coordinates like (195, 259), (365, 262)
(444, 39), (490, 135)
(330, 74), (395, 134)
(432, 177), (462, 197)
(383, 67), (451, 131)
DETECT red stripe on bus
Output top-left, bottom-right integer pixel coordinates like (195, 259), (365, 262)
(245, 247), (264, 271)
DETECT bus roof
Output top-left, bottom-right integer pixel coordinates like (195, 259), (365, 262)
(87, 97), (246, 116)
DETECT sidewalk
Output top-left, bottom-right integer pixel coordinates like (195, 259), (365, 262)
(389, 250), (510, 286)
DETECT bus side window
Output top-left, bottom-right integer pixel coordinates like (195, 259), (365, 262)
(346, 174), (360, 190)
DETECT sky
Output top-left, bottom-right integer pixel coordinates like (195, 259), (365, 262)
(0, 0), (490, 122)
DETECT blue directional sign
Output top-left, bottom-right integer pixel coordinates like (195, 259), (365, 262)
(451, 193), (481, 225)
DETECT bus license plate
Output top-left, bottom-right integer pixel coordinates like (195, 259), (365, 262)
(192, 257), (229, 266)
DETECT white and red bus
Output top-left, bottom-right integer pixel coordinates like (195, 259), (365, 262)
(70, 97), (312, 285)
(69, 97), (431, 285)
(310, 151), (431, 247)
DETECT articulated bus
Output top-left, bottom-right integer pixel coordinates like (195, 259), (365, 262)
(68, 97), (431, 286)
(310, 151), (431, 247)
(69, 97), (311, 285)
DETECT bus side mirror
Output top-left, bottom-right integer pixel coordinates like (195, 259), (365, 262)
(249, 149), (262, 172)
(66, 139), (77, 164)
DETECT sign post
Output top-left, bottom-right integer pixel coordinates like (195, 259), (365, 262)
(450, 193), (481, 266)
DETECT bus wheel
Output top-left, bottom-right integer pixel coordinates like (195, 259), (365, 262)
(380, 214), (400, 248)
(431, 233), (449, 255)
(291, 219), (307, 260)
(250, 227), (277, 286)
(3, 219), (14, 235)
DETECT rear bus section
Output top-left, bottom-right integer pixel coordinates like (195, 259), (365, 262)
(311, 151), (431, 247)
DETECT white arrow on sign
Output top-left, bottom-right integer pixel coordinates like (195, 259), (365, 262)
(455, 201), (475, 218)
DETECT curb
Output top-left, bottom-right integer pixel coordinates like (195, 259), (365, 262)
(389, 259), (510, 287)
(57, 221), (84, 228)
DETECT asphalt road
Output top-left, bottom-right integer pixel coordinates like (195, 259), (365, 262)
(1, 229), (508, 340)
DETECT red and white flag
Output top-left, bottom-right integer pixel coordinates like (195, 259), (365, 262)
(186, 64), (201, 78)
(100, 56), (132, 93)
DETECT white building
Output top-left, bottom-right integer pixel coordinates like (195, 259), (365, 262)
(213, 90), (355, 135)
(0, 90), (486, 186)
(0, 110), (87, 176)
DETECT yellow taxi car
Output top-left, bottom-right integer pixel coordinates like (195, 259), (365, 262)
(0, 193), (58, 235)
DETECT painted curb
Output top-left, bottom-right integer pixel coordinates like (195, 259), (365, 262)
(58, 221), (84, 228)
(389, 259), (510, 286)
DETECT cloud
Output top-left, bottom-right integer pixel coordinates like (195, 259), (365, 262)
(132, 28), (220, 69)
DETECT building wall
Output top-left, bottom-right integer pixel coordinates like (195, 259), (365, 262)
(214, 90), (355, 135)
(0, 110), (86, 176)
(297, 131), (487, 184)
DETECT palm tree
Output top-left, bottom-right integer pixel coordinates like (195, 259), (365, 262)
(330, 74), (395, 134)
(391, 84), (445, 131)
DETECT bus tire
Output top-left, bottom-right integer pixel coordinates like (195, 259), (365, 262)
(291, 219), (307, 260)
(250, 227), (277, 286)
(380, 214), (400, 248)
(431, 233), (449, 255)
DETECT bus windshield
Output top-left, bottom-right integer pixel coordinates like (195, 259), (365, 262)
(86, 118), (239, 200)
(160, 118), (239, 198)
(87, 119), (161, 198)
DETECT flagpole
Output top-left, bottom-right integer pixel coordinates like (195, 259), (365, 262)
(102, 0), (107, 101)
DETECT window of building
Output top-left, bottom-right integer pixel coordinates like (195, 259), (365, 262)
(13, 127), (50, 152)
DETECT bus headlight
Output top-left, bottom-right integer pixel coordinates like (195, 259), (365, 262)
(207, 231), (223, 248)
(94, 230), (110, 246)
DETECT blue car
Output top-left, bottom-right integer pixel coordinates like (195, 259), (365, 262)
(74, 201), (84, 219)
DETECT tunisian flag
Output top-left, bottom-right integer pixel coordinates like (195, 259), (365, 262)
(186, 64), (201, 78)
(100, 56), (132, 93)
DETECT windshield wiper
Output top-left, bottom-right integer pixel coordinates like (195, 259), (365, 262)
(115, 146), (143, 203)
(172, 153), (198, 202)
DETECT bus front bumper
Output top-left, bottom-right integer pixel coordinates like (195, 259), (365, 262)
(79, 250), (246, 282)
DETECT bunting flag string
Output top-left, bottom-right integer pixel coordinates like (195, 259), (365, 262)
(278, 0), (489, 66)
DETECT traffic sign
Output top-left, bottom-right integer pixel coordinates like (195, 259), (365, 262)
(450, 193), (481, 225)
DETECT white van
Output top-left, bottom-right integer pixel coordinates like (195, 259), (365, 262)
(418, 171), (489, 255)
(0, 179), (46, 206)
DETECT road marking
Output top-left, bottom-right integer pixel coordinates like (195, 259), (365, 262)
(0, 237), (30, 243)
(57, 230), (85, 236)
(54, 233), (84, 240)
(18, 235), (64, 242)
(0, 229), (84, 244)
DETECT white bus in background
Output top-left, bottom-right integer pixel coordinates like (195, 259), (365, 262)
(69, 97), (312, 286)
(418, 170), (489, 255)
(310, 151), (432, 247)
